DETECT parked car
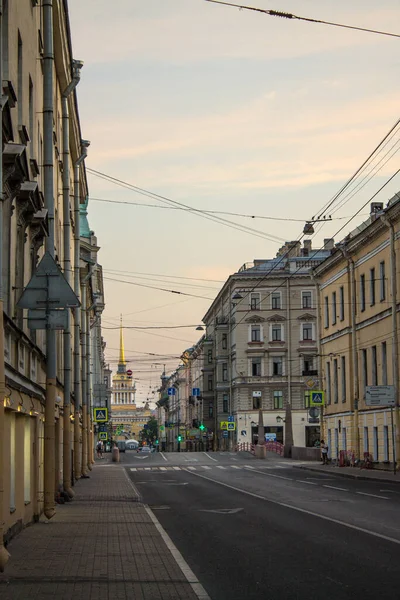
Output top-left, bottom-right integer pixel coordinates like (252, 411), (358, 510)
(116, 441), (126, 453)
(137, 446), (151, 453)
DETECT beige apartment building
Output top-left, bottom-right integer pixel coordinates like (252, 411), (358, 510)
(0, 0), (106, 562)
(313, 198), (400, 466)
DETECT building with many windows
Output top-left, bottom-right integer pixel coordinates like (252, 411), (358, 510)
(201, 239), (333, 451)
(313, 198), (400, 466)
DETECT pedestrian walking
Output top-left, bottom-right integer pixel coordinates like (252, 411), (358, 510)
(321, 439), (329, 465)
(96, 440), (103, 459)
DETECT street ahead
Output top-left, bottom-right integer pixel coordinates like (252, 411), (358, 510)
(123, 451), (400, 600)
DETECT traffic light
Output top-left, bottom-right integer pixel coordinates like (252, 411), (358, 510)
(155, 439), (159, 445)
(177, 435), (183, 442)
(199, 423), (205, 431)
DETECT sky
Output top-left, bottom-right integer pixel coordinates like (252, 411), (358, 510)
(68, 0), (400, 405)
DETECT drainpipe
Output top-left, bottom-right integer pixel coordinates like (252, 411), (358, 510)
(80, 264), (94, 477)
(284, 278), (294, 457)
(0, 0), (11, 573)
(62, 60), (83, 498)
(380, 213), (400, 466)
(43, 0), (56, 521)
(73, 141), (90, 479)
(339, 245), (360, 459)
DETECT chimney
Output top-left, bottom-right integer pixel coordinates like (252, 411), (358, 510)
(324, 238), (335, 251)
(303, 239), (312, 256)
(370, 202), (384, 221)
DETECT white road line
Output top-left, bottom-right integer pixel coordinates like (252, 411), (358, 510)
(145, 506), (211, 600)
(231, 465), (241, 469)
(357, 491), (389, 500)
(296, 480), (317, 485)
(184, 471), (400, 546)
(187, 467), (196, 471)
(144, 467), (151, 471)
(380, 489), (400, 494)
(130, 468), (137, 472)
(159, 467), (167, 471)
(245, 465), (255, 469)
(216, 466), (226, 470)
(160, 452), (168, 462)
(245, 467), (293, 481)
(202, 466), (212, 470)
(173, 466), (181, 471)
(323, 485), (349, 492)
(204, 452), (218, 462)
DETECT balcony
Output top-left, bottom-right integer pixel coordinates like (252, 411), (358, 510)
(302, 370), (318, 377)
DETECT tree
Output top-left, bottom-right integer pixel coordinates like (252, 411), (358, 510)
(140, 416), (158, 445)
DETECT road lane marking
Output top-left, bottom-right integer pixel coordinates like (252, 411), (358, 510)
(130, 468), (137, 472)
(216, 466), (226, 469)
(160, 452), (168, 462)
(245, 465), (255, 469)
(202, 466), (212, 470)
(187, 467), (196, 471)
(323, 485), (349, 492)
(380, 489), (400, 494)
(173, 466), (181, 471)
(245, 467), (293, 481)
(357, 491), (389, 500)
(204, 452), (218, 462)
(144, 506), (211, 600)
(296, 480), (317, 485)
(231, 465), (241, 469)
(144, 467), (151, 471)
(159, 467), (167, 471)
(184, 470), (400, 546)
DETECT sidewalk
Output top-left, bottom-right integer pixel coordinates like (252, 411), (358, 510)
(0, 460), (208, 600)
(294, 462), (400, 484)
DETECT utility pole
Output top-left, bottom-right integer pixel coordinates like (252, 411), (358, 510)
(43, 0), (56, 520)
(0, 0), (10, 573)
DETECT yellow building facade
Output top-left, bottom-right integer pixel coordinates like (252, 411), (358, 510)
(313, 198), (400, 466)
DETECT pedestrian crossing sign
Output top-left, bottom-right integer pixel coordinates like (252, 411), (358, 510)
(310, 391), (324, 406)
(99, 432), (108, 441)
(93, 407), (108, 422)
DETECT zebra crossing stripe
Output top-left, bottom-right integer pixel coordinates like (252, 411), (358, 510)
(130, 468), (137, 471)
(187, 466), (196, 471)
(203, 466), (211, 470)
(173, 467), (181, 471)
(216, 466), (226, 469)
(160, 467), (167, 471)
(231, 465), (241, 469)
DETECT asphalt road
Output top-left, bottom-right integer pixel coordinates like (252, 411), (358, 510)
(125, 451), (400, 600)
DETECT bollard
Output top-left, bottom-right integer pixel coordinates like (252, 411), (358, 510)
(112, 447), (120, 463)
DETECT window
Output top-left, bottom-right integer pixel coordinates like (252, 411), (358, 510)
(371, 345), (377, 386)
(332, 291), (337, 325)
(341, 356), (346, 403)
(272, 356), (283, 376)
(382, 342), (387, 385)
(10, 415), (15, 511)
(222, 333), (227, 349)
(363, 427), (369, 453)
(272, 292), (281, 309)
(17, 31), (23, 125)
(250, 293), (260, 310)
(208, 375), (213, 391)
(302, 323), (313, 341)
(209, 403), (214, 418)
(251, 325), (261, 342)
(207, 349), (213, 364)
(360, 274), (366, 311)
(326, 362), (331, 405)
(222, 393), (229, 413)
(18, 343), (25, 372)
(272, 324), (282, 341)
(333, 359), (338, 404)
(29, 76), (34, 152)
(362, 349), (368, 395)
(251, 357), (262, 376)
(303, 356), (314, 374)
(370, 268), (375, 306)
(373, 427), (379, 461)
(31, 353), (37, 382)
(4, 331), (11, 361)
(384, 426), (389, 462)
(24, 419), (31, 504)
(339, 286), (345, 321)
(273, 391), (283, 409)
(222, 363), (228, 382)
(380, 261), (386, 301)
(253, 395), (261, 409)
(302, 291), (312, 308)
(324, 296), (329, 328)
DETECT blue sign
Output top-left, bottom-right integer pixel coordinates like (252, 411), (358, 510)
(265, 433), (277, 442)
(222, 430), (229, 438)
(168, 387), (176, 396)
(98, 424), (108, 432)
(228, 415), (234, 422)
(192, 388), (200, 397)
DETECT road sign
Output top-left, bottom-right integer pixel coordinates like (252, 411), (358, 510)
(227, 422), (236, 431)
(27, 308), (68, 330)
(305, 377), (318, 390)
(98, 424), (108, 432)
(93, 407), (108, 423)
(220, 421), (228, 430)
(265, 433), (277, 442)
(222, 430), (229, 438)
(127, 369), (133, 377)
(310, 391), (324, 406)
(98, 432), (108, 441)
(228, 415), (234, 422)
(159, 425), (165, 431)
(18, 252), (80, 310)
(309, 407), (320, 419)
(366, 386), (395, 407)
(192, 387), (200, 397)
(168, 387), (176, 396)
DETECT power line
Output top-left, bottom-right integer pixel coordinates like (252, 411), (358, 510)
(102, 324), (201, 330)
(86, 167), (287, 244)
(102, 270), (221, 291)
(102, 268), (225, 284)
(204, 0), (400, 39)
(103, 276), (213, 301)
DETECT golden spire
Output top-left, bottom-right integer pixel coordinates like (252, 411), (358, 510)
(119, 315), (126, 366)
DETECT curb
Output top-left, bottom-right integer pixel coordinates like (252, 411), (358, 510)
(294, 464), (400, 485)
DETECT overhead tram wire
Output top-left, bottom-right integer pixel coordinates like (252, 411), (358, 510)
(102, 270), (222, 291)
(86, 167), (286, 245)
(103, 276), (214, 301)
(101, 268), (225, 284)
(229, 168), (400, 336)
(204, 0), (400, 39)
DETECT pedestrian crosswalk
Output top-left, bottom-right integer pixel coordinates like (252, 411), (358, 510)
(129, 464), (292, 472)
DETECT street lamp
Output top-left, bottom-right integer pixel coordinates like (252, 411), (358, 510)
(196, 325), (204, 331)
(276, 416), (286, 424)
(232, 292), (243, 300)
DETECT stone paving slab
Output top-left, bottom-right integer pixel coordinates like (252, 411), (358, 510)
(0, 464), (204, 599)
